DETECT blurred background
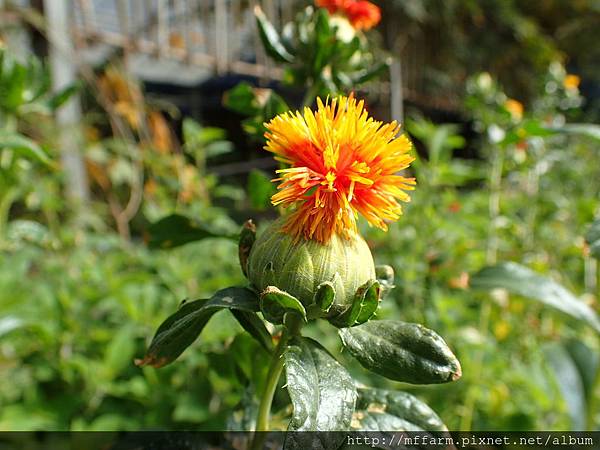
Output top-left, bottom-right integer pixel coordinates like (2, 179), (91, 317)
(0, 0), (599, 432)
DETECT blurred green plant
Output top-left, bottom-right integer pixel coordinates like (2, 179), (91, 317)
(256, 4), (389, 102)
(222, 82), (289, 143)
(0, 48), (249, 431)
(0, 233), (247, 430)
(0, 48), (75, 243)
(222, 0), (390, 148)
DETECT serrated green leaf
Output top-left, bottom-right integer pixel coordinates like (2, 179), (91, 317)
(314, 281), (335, 312)
(354, 388), (447, 431)
(339, 320), (461, 384)
(470, 262), (600, 333)
(283, 337), (356, 449)
(137, 287), (259, 368)
(260, 286), (307, 323)
(331, 280), (380, 327)
(355, 280), (381, 324)
(145, 214), (236, 249)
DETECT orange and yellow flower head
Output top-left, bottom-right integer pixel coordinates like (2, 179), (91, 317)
(264, 95), (416, 244)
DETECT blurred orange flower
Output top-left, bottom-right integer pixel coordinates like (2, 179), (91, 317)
(563, 74), (580, 90)
(448, 201), (461, 213)
(449, 271), (469, 289)
(315, 0), (381, 30)
(148, 111), (173, 154)
(504, 98), (523, 121)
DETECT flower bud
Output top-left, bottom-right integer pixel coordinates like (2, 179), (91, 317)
(247, 218), (376, 320)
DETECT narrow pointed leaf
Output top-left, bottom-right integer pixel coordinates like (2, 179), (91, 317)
(350, 58), (392, 85)
(314, 281), (335, 312)
(254, 6), (294, 63)
(470, 262), (600, 333)
(312, 8), (334, 74)
(136, 299), (209, 368)
(260, 286), (307, 323)
(137, 287), (259, 367)
(355, 280), (381, 324)
(331, 280), (380, 327)
(339, 320), (461, 384)
(47, 83), (79, 110)
(0, 131), (51, 165)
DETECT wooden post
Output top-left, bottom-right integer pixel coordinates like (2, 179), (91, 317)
(390, 57), (403, 124)
(43, 0), (90, 202)
(215, 0), (228, 74)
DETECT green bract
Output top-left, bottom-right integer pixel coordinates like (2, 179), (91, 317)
(247, 218), (376, 322)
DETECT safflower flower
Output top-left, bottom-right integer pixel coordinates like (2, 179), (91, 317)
(264, 95), (415, 243)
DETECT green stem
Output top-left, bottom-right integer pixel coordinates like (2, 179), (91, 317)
(0, 187), (19, 245)
(254, 337), (287, 432)
(460, 145), (505, 430)
(487, 145), (504, 265)
(524, 166), (539, 253)
(250, 315), (301, 450)
(587, 352), (600, 430)
(302, 81), (320, 108)
(597, 262), (600, 312)
(459, 300), (492, 431)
